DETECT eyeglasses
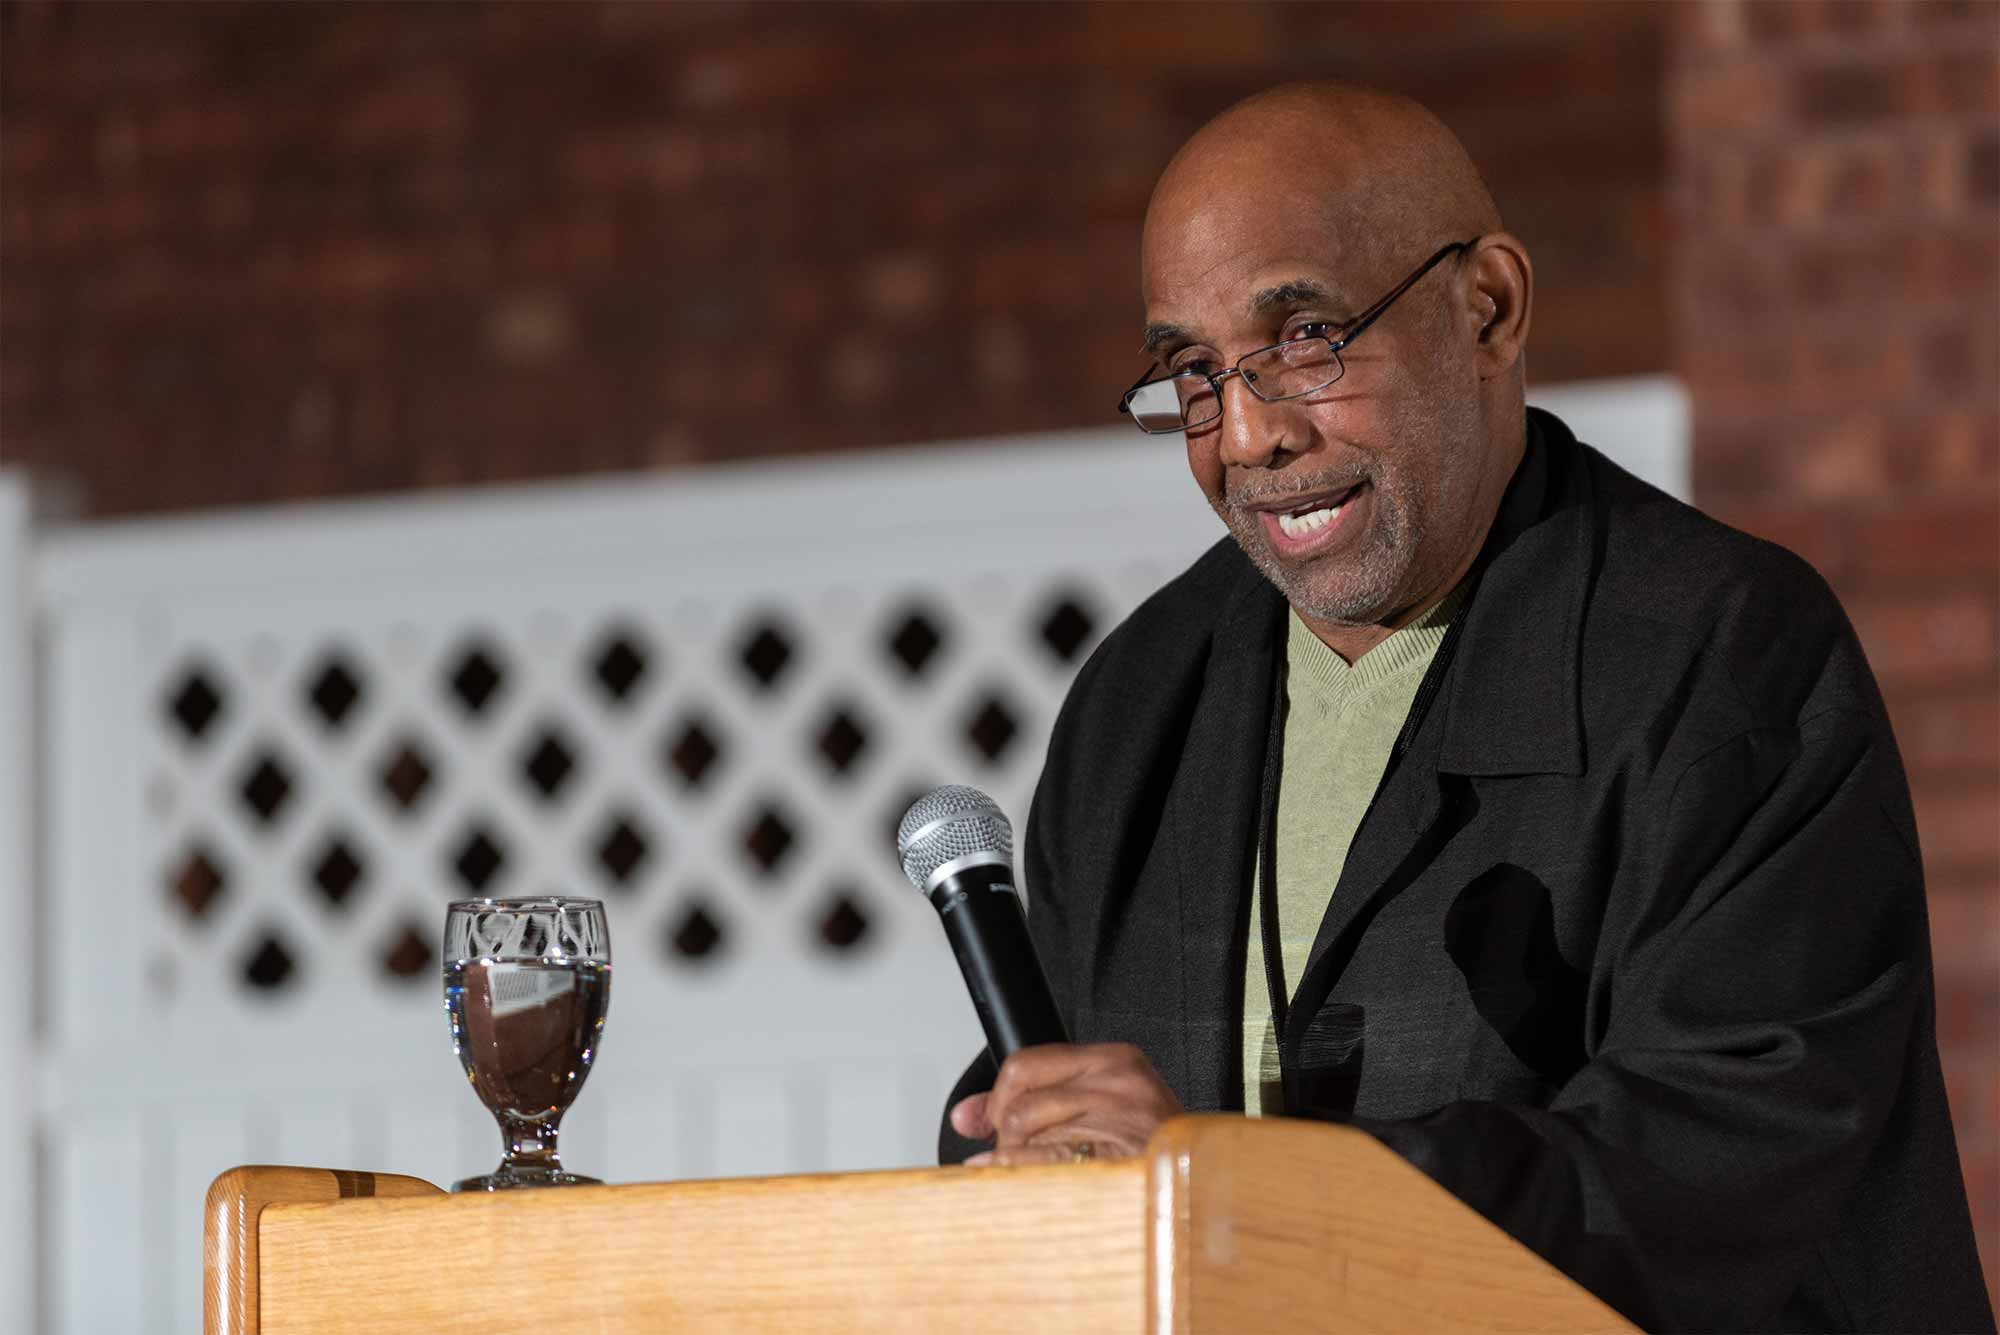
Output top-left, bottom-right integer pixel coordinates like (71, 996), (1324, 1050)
(1116, 239), (1479, 435)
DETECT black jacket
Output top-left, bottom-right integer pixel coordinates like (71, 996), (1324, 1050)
(940, 410), (1993, 1334)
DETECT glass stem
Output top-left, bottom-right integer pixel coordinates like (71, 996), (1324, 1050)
(498, 1113), (563, 1173)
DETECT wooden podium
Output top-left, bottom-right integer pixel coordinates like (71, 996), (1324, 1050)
(204, 1114), (1635, 1333)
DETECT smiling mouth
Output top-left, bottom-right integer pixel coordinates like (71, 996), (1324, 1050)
(1255, 482), (1363, 540)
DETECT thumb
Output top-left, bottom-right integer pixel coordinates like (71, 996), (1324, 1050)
(950, 1092), (992, 1138)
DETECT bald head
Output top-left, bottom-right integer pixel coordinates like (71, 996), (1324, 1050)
(1145, 82), (1501, 305)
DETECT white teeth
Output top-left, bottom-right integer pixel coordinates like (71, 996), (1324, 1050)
(1277, 504), (1341, 538)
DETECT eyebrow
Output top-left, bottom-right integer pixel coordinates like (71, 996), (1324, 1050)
(1140, 278), (1349, 357)
(1250, 278), (1339, 316)
(1140, 321), (1193, 357)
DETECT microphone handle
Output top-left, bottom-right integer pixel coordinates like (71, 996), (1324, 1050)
(929, 862), (1068, 1061)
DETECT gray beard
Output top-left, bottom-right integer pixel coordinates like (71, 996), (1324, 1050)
(1222, 488), (1419, 626)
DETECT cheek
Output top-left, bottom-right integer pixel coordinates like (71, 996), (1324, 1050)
(1185, 434), (1227, 512)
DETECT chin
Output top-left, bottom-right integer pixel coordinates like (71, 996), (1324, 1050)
(1282, 578), (1403, 626)
(1237, 535), (1406, 625)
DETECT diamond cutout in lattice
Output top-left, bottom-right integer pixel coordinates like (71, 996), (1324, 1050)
(664, 715), (723, 790)
(667, 899), (725, 962)
(451, 824), (508, 893)
(377, 736), (436, 814)
(594, 811), (653, 889)
(885, 606), (944, 677)
(742, 802), (798, 878)
(241, 929), (298, 992)
(165, 664), (226, 745)
(815, 703), (869, 777)
(1038, 591), (1099, 664)
(446, 640), (507, 719)
(739, 619), (797, 691)
(816, 888), (873, 953)
(380, 920), (433, 979)
(520, 724), (581, 803)
(238, 749), (296, 827)
(304, 653), (366, 732)
(168, 843), (228, 922)
(591, 627), (652, 706)
(309, 835), (366, 909)
(964, 693), (1020, 766)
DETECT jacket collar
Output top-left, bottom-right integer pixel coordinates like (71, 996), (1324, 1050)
(1211, 407), (1592, 779)
(1433, 408), (1591, 778)
(1171, 565), (1284, 1112)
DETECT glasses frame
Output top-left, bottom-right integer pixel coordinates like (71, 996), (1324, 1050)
(1116, 238), (1481, 434)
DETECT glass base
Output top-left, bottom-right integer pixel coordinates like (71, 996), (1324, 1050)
(452, 1167), (601, 1192)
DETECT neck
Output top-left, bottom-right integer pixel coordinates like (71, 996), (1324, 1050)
(1296, 416), (1526, 664)
(1297, 588), (1447, 665)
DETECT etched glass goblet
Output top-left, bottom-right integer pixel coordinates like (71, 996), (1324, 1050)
(443, 897), (611, 1191)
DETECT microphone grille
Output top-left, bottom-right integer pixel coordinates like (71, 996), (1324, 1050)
(896, 785), (1013, 890)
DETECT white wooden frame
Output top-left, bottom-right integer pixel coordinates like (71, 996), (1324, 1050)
(0, 473), (38, 1332)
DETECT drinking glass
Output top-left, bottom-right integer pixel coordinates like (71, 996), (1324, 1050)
(442, 897), (611, 1191)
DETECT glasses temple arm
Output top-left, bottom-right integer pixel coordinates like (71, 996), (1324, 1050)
(1330, 240), (1475, 352)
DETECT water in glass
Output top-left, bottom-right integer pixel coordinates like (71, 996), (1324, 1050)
(442, 897), (610, 1190)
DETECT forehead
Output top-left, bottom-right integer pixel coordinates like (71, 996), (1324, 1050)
(1140, 186), (1374, 337)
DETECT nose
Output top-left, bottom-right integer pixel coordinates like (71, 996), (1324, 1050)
(1215, 370), (1294, 470)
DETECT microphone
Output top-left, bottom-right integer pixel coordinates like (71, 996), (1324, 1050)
(897, 785), (1068, 1062)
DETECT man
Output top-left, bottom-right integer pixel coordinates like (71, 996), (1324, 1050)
(938, 84), (1993, 1333)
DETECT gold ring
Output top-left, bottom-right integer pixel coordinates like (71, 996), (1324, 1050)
(1070, 1142), (1096, 1163)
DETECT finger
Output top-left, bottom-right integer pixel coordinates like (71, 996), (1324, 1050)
(1025, 1123), (1143, 1159)
(992, 1086), (1106, 1148)
(986, 1041), (1138, 1130)
(980, 1142), (1090, 1168)
(988, 1043), (1093, 1110)
(962, 1151), (993, 1168)
(949, 1092), (992, 1138)
(993, 1057), (1178, 1147)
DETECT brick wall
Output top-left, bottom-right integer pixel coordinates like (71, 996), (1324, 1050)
(1669, 0), (1999, 1306)
(0, 0), (1665, 513)
(2, 0), (1993, 1313)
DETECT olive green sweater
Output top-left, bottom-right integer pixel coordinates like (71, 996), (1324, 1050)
(1242, 595), (1459, 1115)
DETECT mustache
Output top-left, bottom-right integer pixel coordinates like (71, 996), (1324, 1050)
(1224, 467), (1373, 514)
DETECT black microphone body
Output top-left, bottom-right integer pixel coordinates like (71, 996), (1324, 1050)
(927, 860), (1068, 1061)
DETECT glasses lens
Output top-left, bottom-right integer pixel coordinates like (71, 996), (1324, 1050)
(1173, 374), (1219, 427)
(1242, 338), (1342, 400)
(1127, 377), (1213, 433)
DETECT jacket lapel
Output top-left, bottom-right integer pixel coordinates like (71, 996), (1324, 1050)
(1435, 414), (1592, 781)
(1285, 412), (1595, 1054)
(1170, 574), (1285, 1112)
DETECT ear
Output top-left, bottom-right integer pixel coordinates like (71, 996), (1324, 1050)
(1464, 233), (1532, 378)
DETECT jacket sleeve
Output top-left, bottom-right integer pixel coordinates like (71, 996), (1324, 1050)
(937, 654), (1094, 1165)
(1349, 704), (1978, 1332)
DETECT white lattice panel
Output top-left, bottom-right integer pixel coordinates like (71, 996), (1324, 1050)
(13, 380), (1687, 1335)
(139, 573), (1125, 1006)
(29, 427), (1223, 1335)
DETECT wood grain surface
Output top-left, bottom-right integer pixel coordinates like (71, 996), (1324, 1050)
(204, 1165), (443, 1335)
(256, 1159), (1146, 1333)
(1146, 1116), (1638, 1334)
(213, 1115), (1638, 1333)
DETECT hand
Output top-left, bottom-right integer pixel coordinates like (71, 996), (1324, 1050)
(950, 1042), (1181, 1166)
